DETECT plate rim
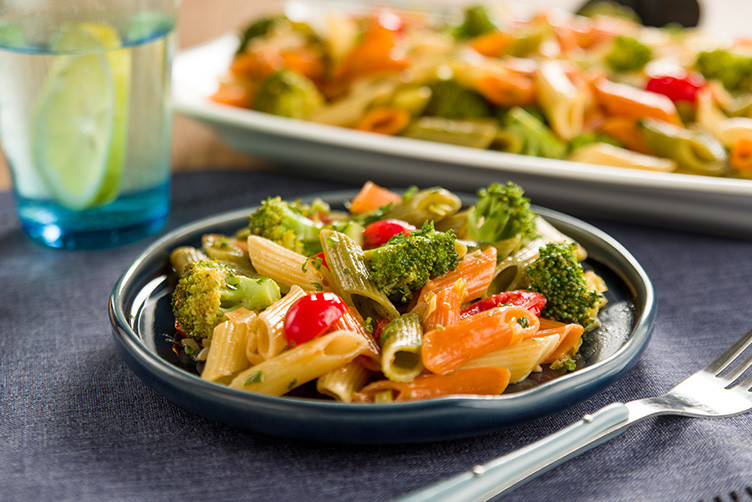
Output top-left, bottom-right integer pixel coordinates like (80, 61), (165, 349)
(109, 189), (656, 443)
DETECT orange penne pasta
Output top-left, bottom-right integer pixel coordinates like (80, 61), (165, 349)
(592, 77), (681, 126)
(352, 367), (511, 402)
(209, 84), (253, 108)
(422, 279), (466, 332)
(469, 31), (510, 57)
(355, 107), (411, 135)
(331, 307), (381, 371)
(537, 318), (585, 364)
(476, 73), (536, 108)
(419, 247), (496, 303)
(348, 181), (403, 215)
(730, 137), (752, 174)
(422, 305), (539, 375)
(600, 116), (652, 154)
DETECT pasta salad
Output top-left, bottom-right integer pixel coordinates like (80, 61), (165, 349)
(208, 2), (752, 179)
(169, 181), (608, 403)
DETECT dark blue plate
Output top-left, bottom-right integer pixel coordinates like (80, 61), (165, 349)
(109, 190), (655, 444)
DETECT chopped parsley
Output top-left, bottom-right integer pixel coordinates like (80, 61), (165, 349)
(245, 371), (263, 386)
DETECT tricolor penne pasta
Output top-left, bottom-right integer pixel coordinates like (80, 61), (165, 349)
(170, 181), (608, 402)
(208, 4), (752, 178)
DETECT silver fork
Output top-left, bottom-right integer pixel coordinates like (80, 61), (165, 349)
(395, 328), (752, 502)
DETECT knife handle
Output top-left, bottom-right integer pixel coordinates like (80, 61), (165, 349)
(394, 402), (631, 502)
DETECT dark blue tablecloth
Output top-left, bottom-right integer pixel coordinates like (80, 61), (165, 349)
(2, 170), (751, 502)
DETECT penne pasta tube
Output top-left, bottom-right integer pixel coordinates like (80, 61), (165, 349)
(352, 367), (511, 402)
(459, 333), (560, 383)
(384, 187), (463, 226)
(380, 312), (424, 382)
(535, 60), (586, 141)
(320, 229), (399, 320)
(255, 285), (307, 360)
(419, 247), (496, 303)
(316, 360), (372, 403)
(229, 329), (369, 396)
(422, 305), (540, 375)
(331, 307), (381, 370)
(538, 318), (585, 365)
(421, 279), (466, 332)
(348, 181), (402, 215)
(308, 78), (397, 127)
(201, 308), (257, 384)
(170, 246), (208, 276)
(568, 143), (677, 172)
(696, 88), (752, 147)
(247, 235), (325, 291)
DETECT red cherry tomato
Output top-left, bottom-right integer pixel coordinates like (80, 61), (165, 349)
(645, 71), (705, 104)
(283, 292), (348, 347)
(362, 219), (416, 249)
(312, 251), (328, 269)
(459, 290), (547, 319)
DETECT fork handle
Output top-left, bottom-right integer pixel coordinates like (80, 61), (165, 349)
(394, 402), (631, 502)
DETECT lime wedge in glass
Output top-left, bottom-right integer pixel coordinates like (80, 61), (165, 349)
(33, 23), (131, 211)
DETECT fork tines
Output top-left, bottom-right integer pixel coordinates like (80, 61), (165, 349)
(706, 328), (752, 390)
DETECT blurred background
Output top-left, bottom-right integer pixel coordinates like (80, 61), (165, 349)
(1, 0), (749, 192)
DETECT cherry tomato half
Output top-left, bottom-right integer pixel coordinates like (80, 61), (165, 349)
(459, 290), (547, 319)
(283, 292), (348, 347)
(645, 71), (705, 104)
(362, 219), (416, 249)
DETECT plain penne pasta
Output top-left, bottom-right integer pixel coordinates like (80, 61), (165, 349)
(254, 285), (307, 360)
(316, 360), (372, 402)
(247, 235), (325, 291)
(569, 143), (677, 172)
(201, 308), (257, 384)
(229, 330), (369, 396)
(459, 333), (560, 383)
(535, 61), (587, 141)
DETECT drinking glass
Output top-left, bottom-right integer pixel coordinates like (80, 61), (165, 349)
(0, 0), (176, 249)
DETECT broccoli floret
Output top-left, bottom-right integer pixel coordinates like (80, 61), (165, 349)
(364, 222), (459, 303)
(254, 70), (324, 119)
(172, 260), (281, 339)
(502, 107), (566, 159)
(695, 49), (752, 91)
(247, 196), (323, 255)
(235, 16), (281, 55)
(467, 182), (538, 245)
(423, 80), (490, 120)
(525, 242), (602, 329)
(606, 35), (652, 73)
(451, 5), (499, 40)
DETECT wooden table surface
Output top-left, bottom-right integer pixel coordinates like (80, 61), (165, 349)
(0, 0), (281, 192)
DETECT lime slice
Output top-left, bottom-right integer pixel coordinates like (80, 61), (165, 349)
(33, 23), (131, 210)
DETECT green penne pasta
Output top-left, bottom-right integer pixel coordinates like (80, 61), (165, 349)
(384, 187), (463, 226)
(380, 312), (424, 382)
(202, 233), (257, 277)
(320, 228), (399, 320)
(640, 118), (729, 176)
(401, 117), (498, 149)
(170, 246), (209, 276)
